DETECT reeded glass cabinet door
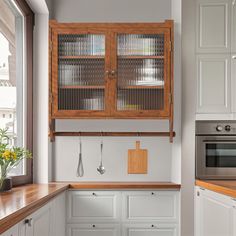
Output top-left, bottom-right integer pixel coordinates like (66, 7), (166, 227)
(112, 30), (171, 117)
(52, 30), (108, 117)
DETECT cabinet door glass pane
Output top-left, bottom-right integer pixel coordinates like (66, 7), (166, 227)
(117, 34), (165, 111)
(58, 34), (105, 110)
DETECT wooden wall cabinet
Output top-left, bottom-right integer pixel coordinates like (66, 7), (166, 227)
(49, 20), (174, 141)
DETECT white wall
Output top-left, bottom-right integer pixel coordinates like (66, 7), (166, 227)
(181, 0), (196, 235)
(26, 0), (50, 183)
(49, 0), (182, 184)
(51, 0), (171, 22)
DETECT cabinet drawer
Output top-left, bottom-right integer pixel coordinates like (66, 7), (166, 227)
(122, 223), (178, 236)
(67, 191), (121, 222)
(122, 191), (179, 222)
(67, 223), (120, 236)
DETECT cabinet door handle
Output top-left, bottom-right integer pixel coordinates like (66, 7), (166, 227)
(110, 70), (117, 77)
(24, 218), (33, 227)
(105, 70), (110, 76)
(232, 55), (236, 59)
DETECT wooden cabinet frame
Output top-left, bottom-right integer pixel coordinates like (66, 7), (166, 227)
(49, 20), (174, 142)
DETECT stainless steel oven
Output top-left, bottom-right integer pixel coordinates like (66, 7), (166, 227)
(196, 121), (236, 179)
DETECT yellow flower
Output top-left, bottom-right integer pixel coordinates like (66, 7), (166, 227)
(12, 152), (17, 160)
(2, 150), (17, 161)
(2, 150), (11, 160)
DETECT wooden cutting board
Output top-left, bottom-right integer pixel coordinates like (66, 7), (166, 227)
(128, 141), (148, 174)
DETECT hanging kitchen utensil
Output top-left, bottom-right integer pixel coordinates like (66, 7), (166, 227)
(76, 132), (84, 177)
(97, 132), (105, 175)
(128, 139), (148, 174)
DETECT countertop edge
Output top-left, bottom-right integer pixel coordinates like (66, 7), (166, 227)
(0, 184), (69, 234)
(196, 180), (236, 199)
(67, 182), (181, 189)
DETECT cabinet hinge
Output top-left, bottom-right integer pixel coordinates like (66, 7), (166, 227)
(169, 93), (173, 104)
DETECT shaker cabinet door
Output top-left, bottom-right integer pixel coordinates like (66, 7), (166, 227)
(232, 55), (236, 113)
(67, 223), (120, 236)
(1, 225), (19, 236)
(196, 0), (231, 53)
(67, 191), (121, 222)
(195, 187), (234, 236)
(25, 204), (52, 236)
(197, 54), (231, 113)
(122, 223), (178, 236)
(232, 1), (236, 53)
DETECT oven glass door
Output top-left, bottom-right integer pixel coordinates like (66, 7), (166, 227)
(206, 142), (236, 167)
(196, 136), (236, 179)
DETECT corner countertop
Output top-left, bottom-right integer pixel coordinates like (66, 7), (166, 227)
(0, 183), (69, 234)
(0, 181), (180, 234)
(196, 179), (236, 198)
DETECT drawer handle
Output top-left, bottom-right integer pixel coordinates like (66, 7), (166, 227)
(151, 192), (155, 195)
(92, 224), (96, 228)
(92, 192), (96, 196)
(24, 218), (33, 227)
(151, 225), (155, 228)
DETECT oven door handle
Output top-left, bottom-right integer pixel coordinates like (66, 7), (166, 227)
(203, 140), (236, 143)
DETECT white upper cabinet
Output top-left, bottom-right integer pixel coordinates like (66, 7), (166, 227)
(195, 187), (234, 236)
(196, 0), (231, 53)
(232, 1), (236, 52)
(197, 54), (231, 113)
(232, 55), (236, 112)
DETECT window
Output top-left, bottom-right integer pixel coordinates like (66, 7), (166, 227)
(0, 0), (33, 186)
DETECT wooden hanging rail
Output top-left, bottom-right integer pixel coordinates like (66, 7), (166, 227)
(52, 131), (175, 137)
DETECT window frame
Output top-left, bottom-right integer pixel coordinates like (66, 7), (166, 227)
(10, 0), (34, 186)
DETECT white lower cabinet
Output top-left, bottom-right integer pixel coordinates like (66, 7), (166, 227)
(1, 225), (19, 236)
(67, 191), (121, 223)
(24, 203), (52, 236)
(122, 191), (179, 222)
(0, 192), (66, 236)
(122, 224), (178, 236)
(195, 186), (235, 236)
(67, 224), (120, 236)
(67, 190), (180, 236)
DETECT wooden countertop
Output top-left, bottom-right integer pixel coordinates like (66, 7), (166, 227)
(0, 182), (180, 234)
(196, 179), (236, 198)
(67, 182), (181, 190)
(0, 183), (69, 234)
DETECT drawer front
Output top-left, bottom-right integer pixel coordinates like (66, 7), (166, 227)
(122, 191), (179, 222)
(67, 223), (121, 236)
(67, 191), (121, 222)
(122, 223), (178, 236)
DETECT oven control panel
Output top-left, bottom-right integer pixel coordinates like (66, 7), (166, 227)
(196, 121), (236, 135)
